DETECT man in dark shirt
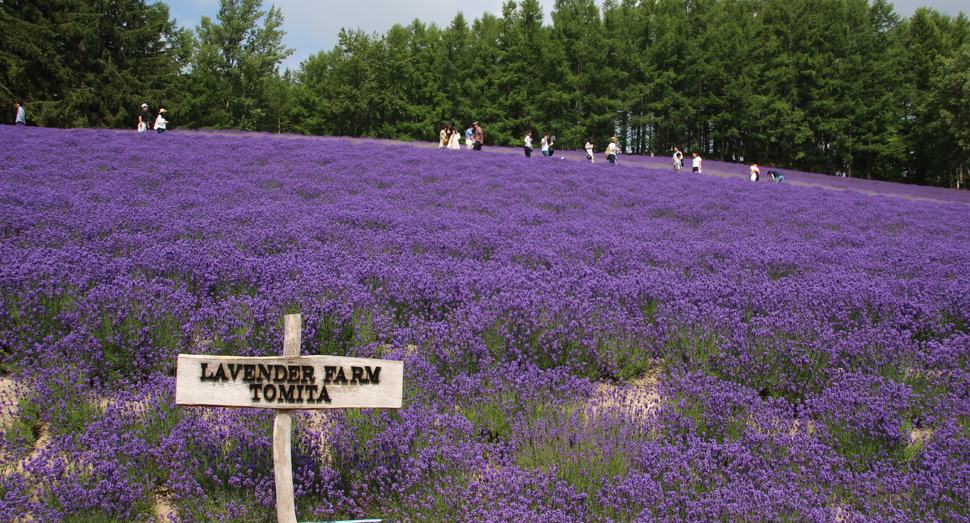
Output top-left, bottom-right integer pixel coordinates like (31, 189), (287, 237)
(138, 103), (150, 132)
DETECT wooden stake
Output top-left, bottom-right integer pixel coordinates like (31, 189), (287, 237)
(274, 313), (301, 523)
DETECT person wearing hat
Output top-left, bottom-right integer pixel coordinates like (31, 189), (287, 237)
(605, 137), (619, 164)
(137, 103), (150, 132)
(154, 108), (168, 134)
(749, 163), (760, 181)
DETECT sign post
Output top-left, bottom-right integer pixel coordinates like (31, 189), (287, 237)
(175, 313), (404, 523)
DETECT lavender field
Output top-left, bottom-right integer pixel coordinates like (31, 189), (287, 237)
(1, 126), (969, 523)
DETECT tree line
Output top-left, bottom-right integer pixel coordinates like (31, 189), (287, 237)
(2, 0), (969, 187)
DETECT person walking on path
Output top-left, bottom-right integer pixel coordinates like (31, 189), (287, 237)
(438, 125), (448, 148)
(768, 170), (785, 183)
(749, 163), (760, 181)
(691, 152), (702, 173)
(585, 137), (595, 163)
(473, 122), (483, 151)
(154, 108), (168, 134)
(673, 147), (683, 171)
(541, 134), (552, 157)
(524, 131), (534, 157)
(14, 102), (26, 125)
(465, 125), (474, 150)
(605, 137), (619, 164)
(138, 103), (150, 132)
(447, 121), (461, 150)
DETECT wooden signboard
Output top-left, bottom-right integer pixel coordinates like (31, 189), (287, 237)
(176, 354), (404, 409)
(175, 314), (402, 523)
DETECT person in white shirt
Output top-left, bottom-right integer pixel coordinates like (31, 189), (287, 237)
(154, 108), (168, 133)
(524, 131), (533, 157)
(541, 134), (551, 157)
(606, 137), (619, 164)
(749, 163), (760, 181)
(585, 138), (595, 163)
(691, 152), (702, 173)
(673, 147), (683, 171)
(14, 102), (26, 125)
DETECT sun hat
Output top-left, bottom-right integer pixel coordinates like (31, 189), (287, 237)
(159, 108), (167, 113)
(611, 136), (617, 141)
(141, 103), (148, 107)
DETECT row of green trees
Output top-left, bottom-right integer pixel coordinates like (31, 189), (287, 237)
(0, 0), (289, 131)
(2, 0), (969, 187)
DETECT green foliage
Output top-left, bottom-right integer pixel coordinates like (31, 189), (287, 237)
(181, 0), (294, 131)
(0, 0), (187, 128)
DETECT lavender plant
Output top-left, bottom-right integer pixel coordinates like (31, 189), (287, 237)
(1, 126), (969, 522)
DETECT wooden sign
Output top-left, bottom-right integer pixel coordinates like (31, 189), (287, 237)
(175, 354), (403, 409)
(175, 314), (399, 523)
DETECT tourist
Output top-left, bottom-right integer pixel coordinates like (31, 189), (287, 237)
(605, 137), (619, 164)
(438, 125), (448, 148)
(673, 147), (683, 171)
(154, 108), (168, 134)
(524, 131), (533, 157)
(447, 121), (461, 150)
(473, 122), (483, 151)
(768, 170), (785, 183)
(138, 103), (150, 132)
(749, 163), (760, 181)
(14, 102), (26, 126)
(691, 152), (702, 173)
(585, 137), (595, 163)
(465, 125), (474, 150)
(541, 134), (551, 157)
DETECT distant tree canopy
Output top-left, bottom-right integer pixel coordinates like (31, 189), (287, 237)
(2, 0), (969, 187)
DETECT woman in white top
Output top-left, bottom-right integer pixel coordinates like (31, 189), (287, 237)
(154, 108), (168, 133)
(447, 121), (461, 150)
(673, 147), (683, 171)
(585, 138), (594, 163)
(541, 134), (551, 157)
(749, 163), (760, 181)
(524, 131), (533, 157)
(691, 152), (702, 173)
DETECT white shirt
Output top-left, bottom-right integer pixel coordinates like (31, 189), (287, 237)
(692, 156), (702, 170)
(155, 114), (167, 130)
(15, 106), (26, 124)
(525, 135), (532, 148)
(607, 142), (619, 155)
(541, 137), (549, 152)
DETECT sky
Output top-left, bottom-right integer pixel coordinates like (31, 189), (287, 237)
(161, 0), (968, 72)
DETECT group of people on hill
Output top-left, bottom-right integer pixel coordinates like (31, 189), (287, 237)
(10, 101), (170, 133)
(748, 163), (785, 182)
(440, 121), (484, 151)
(672, 147), (704, 173)
(137, 103), (168, 133)
(523, 133), (621, 164)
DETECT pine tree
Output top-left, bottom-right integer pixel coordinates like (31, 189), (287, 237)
(183, 0), (293, 130)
